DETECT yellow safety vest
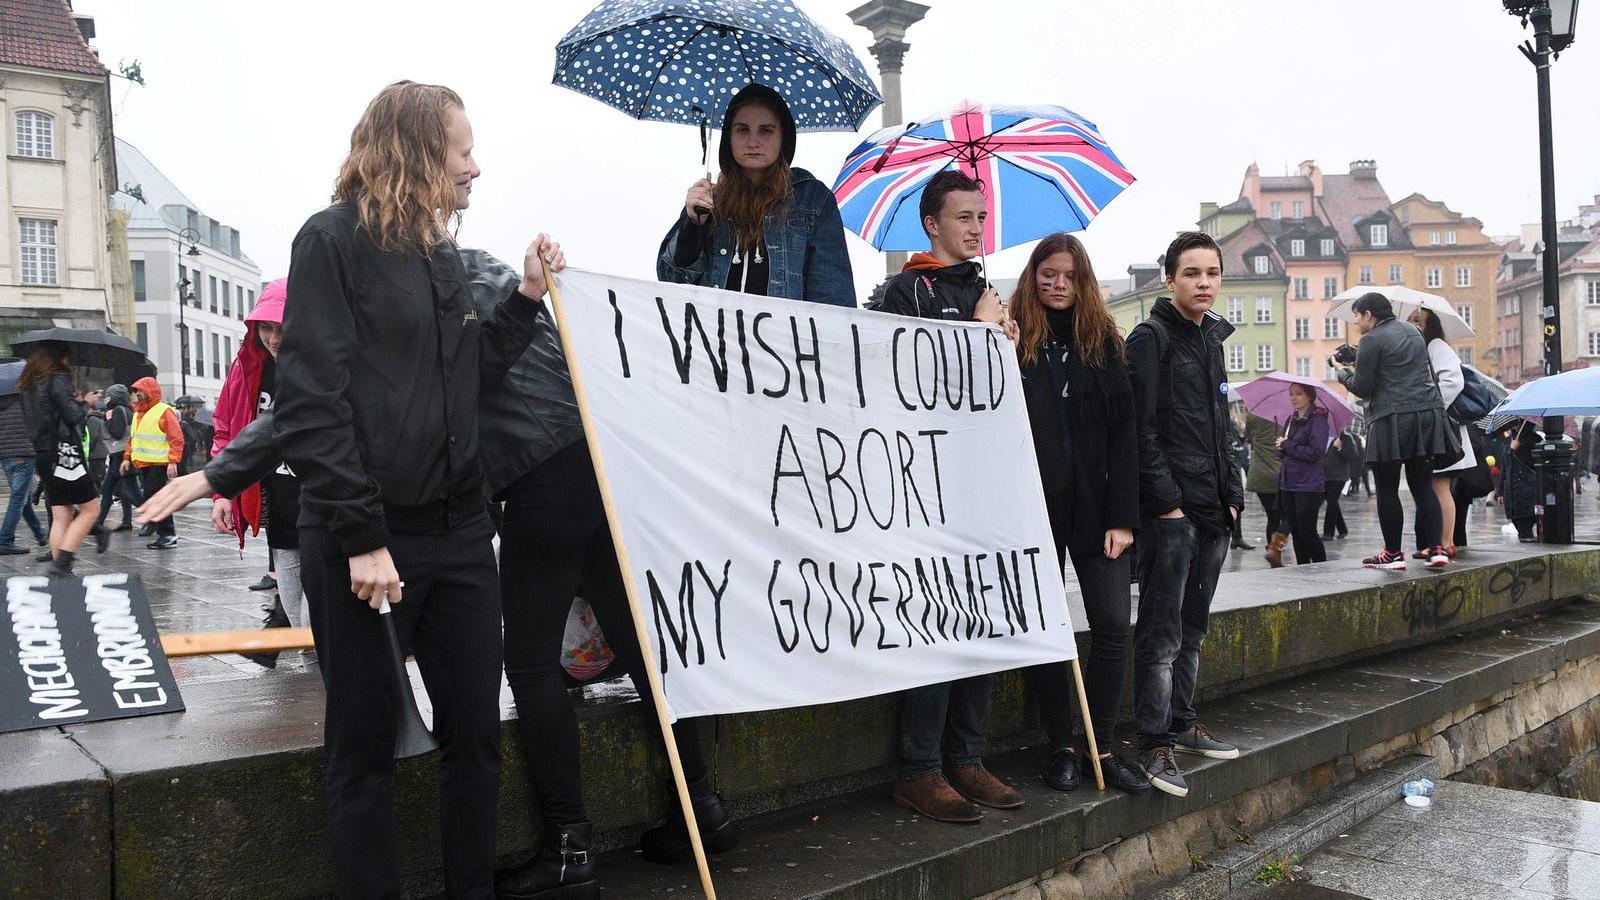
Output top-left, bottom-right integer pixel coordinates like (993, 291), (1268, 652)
(130, 401), (175, 465)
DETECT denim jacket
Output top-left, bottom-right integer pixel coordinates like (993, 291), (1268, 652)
(656, 167), (856, 307)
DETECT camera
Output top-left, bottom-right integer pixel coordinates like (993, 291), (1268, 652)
(1330, 343), (1357, 366)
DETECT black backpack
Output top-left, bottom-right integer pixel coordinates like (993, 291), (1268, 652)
(1446, 365), (1497, 427)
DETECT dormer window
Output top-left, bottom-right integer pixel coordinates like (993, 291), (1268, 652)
(1430, 231), (1441, 245)
(1270, 201), (1282, 220)
(1370, 224), (1388, 247)
(1290, 239), (1305, 258)
(1292, 201), (1305, 219)
(1321, 239), (1335, 256)
(1446, 230), (1457, 244)
(1254, 255), (1270, 275)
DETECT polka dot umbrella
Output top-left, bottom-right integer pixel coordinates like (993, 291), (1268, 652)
(555, 0), (883, 159)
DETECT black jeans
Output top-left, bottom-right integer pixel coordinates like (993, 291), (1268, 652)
(95, 461), (141, 527)
(1322, 481), (1347, 537)
(1255, 492), (1283, 540)
(1280, 490), (1326, 564)
(1371, 458), (1441, 552)
(899, 675), (991, 779)
(498, 441), (706, 827)
(302, 514), (503, 900)
(1133, 516), (1229, 753)
(1028, 547), (1131, 753)
(135, 467), (175, 537)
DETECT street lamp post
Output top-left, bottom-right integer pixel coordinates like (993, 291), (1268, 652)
(175, 228), (202, 398)
(1503, 0), (1579, 544)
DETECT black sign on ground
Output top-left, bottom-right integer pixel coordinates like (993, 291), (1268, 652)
(2, 573), (184, 734)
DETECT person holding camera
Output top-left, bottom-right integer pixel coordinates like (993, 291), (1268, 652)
(1331, 293), (1455, 570)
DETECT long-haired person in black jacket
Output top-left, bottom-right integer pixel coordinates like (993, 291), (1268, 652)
(18, 341), (109, 575)
(1010, 234), (1150, 796)
(273, 81), (562, 899)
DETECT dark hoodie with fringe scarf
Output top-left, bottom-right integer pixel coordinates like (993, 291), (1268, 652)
(1019, 307), (1140, 556)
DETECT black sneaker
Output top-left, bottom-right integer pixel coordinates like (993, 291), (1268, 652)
(148, 535), (178, 550)
(1042, 747), (1081, 792)
(113, 520), (134, 532)
(1097, 753), (1153, 795)
(249, 574), (278, 592)
(242, 599), (292, 669)
(93, 525), (110, 554)
(1138, 747), (1189, 797)
(1174, 723), (1239, 760)
(0, 545), (28, 556)
(35, 547), (53, 562)
(138, 523), (157, 537)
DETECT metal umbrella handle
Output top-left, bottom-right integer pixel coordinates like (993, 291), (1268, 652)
(379, 597), (438, 759)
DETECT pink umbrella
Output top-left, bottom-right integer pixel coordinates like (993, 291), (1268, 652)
(1236, 372), (1358, 435)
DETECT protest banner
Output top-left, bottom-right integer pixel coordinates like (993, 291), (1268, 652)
(2, 573), (183, 735)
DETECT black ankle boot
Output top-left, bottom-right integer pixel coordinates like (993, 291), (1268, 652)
(638, 776), (740, 864)
(45, 550), (74, 578)
(494, 821), (599, 900)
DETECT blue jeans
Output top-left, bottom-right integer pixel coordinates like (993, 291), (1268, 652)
(898, 675), (992, 779)
(1, 457), (47, 548)
(1133, 516), (1230, 753)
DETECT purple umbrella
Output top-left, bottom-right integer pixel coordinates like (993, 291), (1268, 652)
(1237, 372), (1357, 436)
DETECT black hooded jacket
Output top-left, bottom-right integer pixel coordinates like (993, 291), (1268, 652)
(1126, 297), (1244, 529)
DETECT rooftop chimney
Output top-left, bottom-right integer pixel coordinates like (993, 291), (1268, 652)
(1349, 159), (1378, 179)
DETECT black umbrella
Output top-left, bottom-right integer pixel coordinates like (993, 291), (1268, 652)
(9, 327), (156, 386)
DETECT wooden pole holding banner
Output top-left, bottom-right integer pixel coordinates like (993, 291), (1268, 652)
(161, 627), (315, 657)
(1071, 658), (1105, 791)
(542, 261), (719, 900)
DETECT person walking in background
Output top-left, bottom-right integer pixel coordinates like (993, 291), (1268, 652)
(1010, 233), (1150, 797)
(19, 341), (108, 575)
(1322, 430), (1359, 540)
(1126, 232), (1243, 798)
(1245, 412), (1286, 566)
(82, 388), (107, 499)
(1450, 425), (1495, 551)
(1409, 307), (1474, 559)
(94, 384), (140, 532)
(1499, 422), (1539, 541)
(0, 385), (49, 555)
(1227, 411), (1254, 550)
(122, 376), (184, 550)
(1274, 383), (1328, 565)
(1333, 293), (1456, 570)
(658, 83), (854, 306)
(175, 396), (214, 475)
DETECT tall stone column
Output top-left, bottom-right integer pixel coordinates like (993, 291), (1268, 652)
(849, 0), (929, 277)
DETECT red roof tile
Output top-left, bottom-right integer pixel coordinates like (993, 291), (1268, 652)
(1317, 173), (1394, 248)
(0, 0), (107, 77)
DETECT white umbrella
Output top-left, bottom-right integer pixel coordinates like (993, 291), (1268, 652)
(1329, 285), (1474, 340)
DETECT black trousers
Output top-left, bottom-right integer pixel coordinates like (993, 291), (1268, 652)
(1028, 545), (1130, 753)
(1255, 492), (1283, 541)
(498, 441), (706, 827)
(1372, 459), (1442, 552)
(1280, 490), (1327, 564)
(302, 514), (503, 900)
(135, 467), (175, 537)
(1322, 481), (1347, 537)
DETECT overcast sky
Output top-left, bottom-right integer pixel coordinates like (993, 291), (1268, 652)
(82, 0), (1600, 299)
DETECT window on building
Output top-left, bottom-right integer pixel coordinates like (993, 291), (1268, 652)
(1293, 277), (1309, 299)
(135, 323), (148, 353)
(14, 111), (54, 158)
(1430, 231), (1441, 245)
(1257, 343), (1274, 370)
(18, 218), (58, 285)
(131, 260), (147, 303)
(1359, 265), (1373, 284)
(212, 333), (221, 379)
(221, 279), (231, 317)
(1589, 331), (1600, 356)
(1270, 201), (1282, 220)
(1588, 282), (1600, 306)
(1292, 201), (1305, 219)
(1323, 276), (1339, 298)
(1370, 224), (1388, 246)
(1457, 304), (1473, 328)
(236, 286), (246, 320)
(1256, 296), (1273, 323)
(223, 336), (232, 370)
(209, 276), (219, 313)
(1227, 297), (1245, 324)
(1294, 317), (1311, 341)
(1426, 267), (1443, 289)
(194, 328), (205, 376)
(1324, 316), (1343, 340)
(1296, 356), (1312, 377)
(1511, 295), (1521, 314)
(1446, 231), (1457, 245)
(1388, 264), (1403, 283)
(1254, 255), (1270, 275)
(1321, 239), (1335, 256)
(1228, 345), (1245, 372)
(1290, 239), (1305, 258)
(1456, 266), (1472, 288)
(1460, 347), (1473, 366)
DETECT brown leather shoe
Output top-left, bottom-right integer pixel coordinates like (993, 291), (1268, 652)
(945, 763), (1025, 810)
(1263, 532), (1289, 568)
(891, 773), (982, 824)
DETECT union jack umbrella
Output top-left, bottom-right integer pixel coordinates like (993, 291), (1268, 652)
(832, 100), (1135, 254)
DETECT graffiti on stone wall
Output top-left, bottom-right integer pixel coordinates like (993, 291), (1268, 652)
(1403, 580), (1468, 635)
(1487, 558), (1549, 608)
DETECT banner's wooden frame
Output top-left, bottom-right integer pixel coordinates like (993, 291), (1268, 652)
(546, 263), (720, 899)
